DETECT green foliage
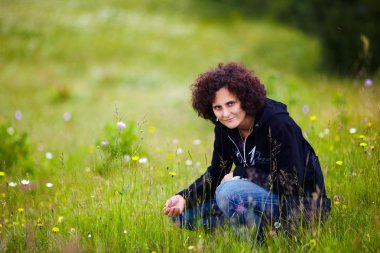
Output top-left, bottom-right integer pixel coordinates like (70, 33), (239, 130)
(193, 0), (380, 76)
(0, 122), (32, 174)
(94, 120), (140, 175)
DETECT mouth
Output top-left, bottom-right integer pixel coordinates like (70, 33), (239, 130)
(224, 118), (235, 122)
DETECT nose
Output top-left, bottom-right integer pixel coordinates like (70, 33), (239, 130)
(222, 108), (230, 118)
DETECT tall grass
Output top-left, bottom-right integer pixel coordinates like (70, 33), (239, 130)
(0, 0), (379, 252)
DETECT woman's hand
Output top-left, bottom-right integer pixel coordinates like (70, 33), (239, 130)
(221, 172), (233, 183)
(163, 195), (185, 217)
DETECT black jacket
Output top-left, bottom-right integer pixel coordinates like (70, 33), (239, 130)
(178, 99), (331, 226)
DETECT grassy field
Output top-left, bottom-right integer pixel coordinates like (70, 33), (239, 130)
(0, 0), (379, 252)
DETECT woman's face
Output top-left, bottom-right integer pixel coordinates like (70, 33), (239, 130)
(212, 87), (247, 129)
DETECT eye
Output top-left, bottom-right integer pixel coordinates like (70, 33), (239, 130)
(213, 105), (222, 111)
(227, 101), (235, 107)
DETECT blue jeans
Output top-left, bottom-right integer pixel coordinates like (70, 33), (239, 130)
(216, 179), (279, 239)
(172, 179), (279, 238)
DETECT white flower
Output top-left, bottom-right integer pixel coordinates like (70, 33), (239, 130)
(46, 183), (53, 188)
(100, 141), (108, 147)
(45, 152), (53, 160)
(21, 180), (30, 185)
(9, 182), (17, 187)
(138, 157), (148, 164)
(185, 160), (193, 166)
(302, 105), (309, 114)
(123, 229), (127, 234)
(15, 110), (23, 120)
(88, 233), (92, 238)
(85, 167), (91, 172)
(6, 127), (14, 135)
(324, 128), (330, 135)
(124, 154), (131, 162)
(349, 128), (357, 134)
(172, 138), (179, 145)
(117, 121), (127, 129)
(63, 112), (72, 121)
(176, 148), (184, 155)
(192, 139), (201, 145)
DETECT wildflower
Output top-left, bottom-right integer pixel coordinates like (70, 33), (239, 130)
(309, 115), (317, 121)
(148, 126), (156, 134)
(192, 139), (201, 145)
(172, 138), (179, 145)
(364, 79), (373, 87)
(124, 154), (131, 162)
(309, 239), (317, 248)
(359, 142), (367, 147)
(176, 148), (184, 155)
(318, 132), (325, 138)
(274, 221), (281, 229)
(21, 180), (30, 185)
(302, 105), (310, 114)
(52, 227), (59, 233)
(123, 229), (127, 234)
(349, 128), (357, 134)
(165, 153), (175, 160)
(15, 110), (23, 120)
(88, 233), (92, 238)
(336, 161), (343, 166)
(334, 136), (340, 142)
(367, 122), (372, 128)
(46, 183), (54, 188)
(37, 219), (44, 228)
(342, 204), (347, 209)
(45, 152), (53, 160)
(188, 245), (196, 251)
(9, 182), (17, 187)
(268, 229), (277, 237)
(63, 112), (72, 121)
(70, 228), (76, 233)
(58, 216), (64, 223)
(333, 195), (340, 202)
(0, 171), (5, 177)
(185, 160), (193, 166)
(85, 167), (91, 172)
(6, 127), (14, 135)
(132, 155), (139, 161)
(169, 172), (177, 177)
(116, 121), (127, 129)
(18, 208), (24, 213)
(370, 145), (375, 150)
(358, 134), (365, 140)
(138, 157), (148, 164)
(1, 193), (6, 198)
(100, 141), (108, 147)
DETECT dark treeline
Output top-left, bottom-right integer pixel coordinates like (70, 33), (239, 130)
(192, 0), (380, 77)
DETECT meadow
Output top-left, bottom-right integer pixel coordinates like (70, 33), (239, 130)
(0, 1), (379, 252)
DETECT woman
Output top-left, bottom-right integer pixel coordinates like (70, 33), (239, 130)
(163, 62), (331, 239)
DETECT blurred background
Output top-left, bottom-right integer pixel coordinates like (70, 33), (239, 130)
(1, 0), (379, 156)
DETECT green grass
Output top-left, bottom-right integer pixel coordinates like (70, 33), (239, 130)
(0, 0), (379, 252)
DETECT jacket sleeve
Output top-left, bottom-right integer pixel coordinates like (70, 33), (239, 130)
(268, 115), (306, 196)
(176, 125), (233, 207)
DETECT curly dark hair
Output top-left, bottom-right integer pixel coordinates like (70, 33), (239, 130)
(191, 62), (267, 123)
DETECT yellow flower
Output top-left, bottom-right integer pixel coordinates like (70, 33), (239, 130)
(70, 228), (76, 233)
(358, 134), (365, 139)
(342, 204), (347, 209)
(52, 227), (59, 233)
(58, 216), (64, 223)
(359, 142), (367, 147)
(0, 224), (2, 228)
(132, 156), (139, 161)
(165, 153), (175, 160)
(188, 245), (196, 251)
(336, 161), (343, 166)
(1, 193), (6, 198)
(169, 172), (177, 177)
(18, 208), (24, 213)
(370, 145), (375, 150)
(367, 122), (372, 128)
(309, 116), (317, 121)
(334, 135), (340, 142)
(0, 171), (5, 177)
(309, 239), (317, 247)
(148, 126), (156, 134)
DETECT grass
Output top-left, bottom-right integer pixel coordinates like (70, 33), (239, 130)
(0, 0), (379, 252)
